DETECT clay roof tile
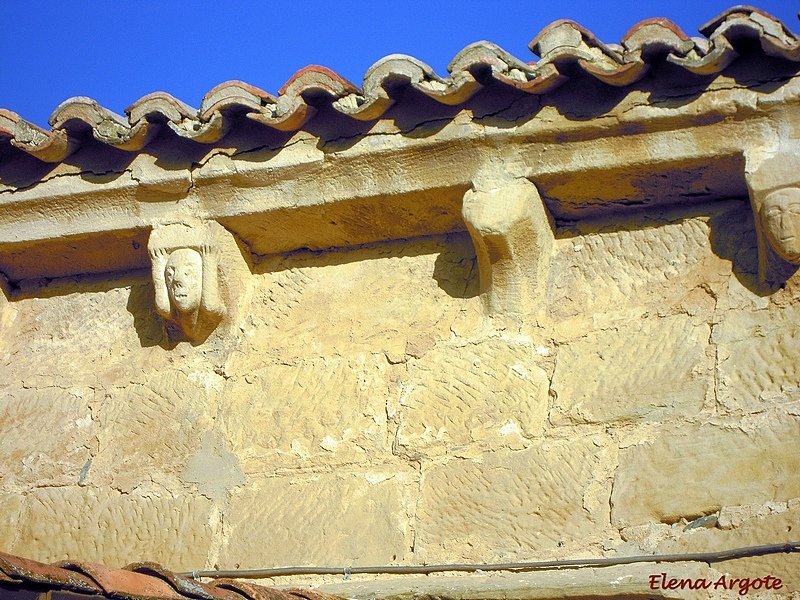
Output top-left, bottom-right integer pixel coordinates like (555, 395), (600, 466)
(0, 552), (99, 594)
(0, 6), (798, 164)
(57, 561), (186, 600)
(0, 552), (338, 600)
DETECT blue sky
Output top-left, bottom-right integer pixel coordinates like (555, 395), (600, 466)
(1, 0), (798, 127)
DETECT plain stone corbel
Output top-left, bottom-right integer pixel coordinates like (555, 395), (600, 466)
(744, 142), (800, 286)
(462, 176), (555, 315)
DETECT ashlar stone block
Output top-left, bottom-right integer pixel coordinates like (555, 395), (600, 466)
(221, 471), (414, 569)
(611, 417), (800, 527)
(394, 339), (549, 455)
(12, 486), (213, 571)
(0, 388), (95, 489)
(713, 304), (800, 410)
(546, 210), (733, 323)
(90, 370), (219, 491)
(0, 494), (23, 550)
(219, 354), (390, 471)
(235, 236), (471, 363)
(551, 316), (711, 424)
(416, 437), (608, 563)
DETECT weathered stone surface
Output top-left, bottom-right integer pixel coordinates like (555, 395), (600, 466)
(551, 316), (711, 424)
(393, 339), (549, 455)
(546, 206), (737, 325)
(713, 304), (800, 410)
(0, 493), (23, 550)
(89, 370), (221, 492)
(611, 417), (800, 527)
(221, 471), (414, 569)
(658, 507), (800, 593)
(230, 235), (479, 365)
(416, 437), (610, 563)
(219, 354), (390, 471)
(1, 282), (150, 386)
(2, 56), (800, 587)
(0, 388), (95, 490)
(12, 486), (213, 570)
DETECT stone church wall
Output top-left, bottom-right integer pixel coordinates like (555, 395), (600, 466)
(0, 193), (797, 590)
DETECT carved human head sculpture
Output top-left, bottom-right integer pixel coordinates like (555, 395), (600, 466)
(165, 248), (203, 314)
(745, 147), (800, 285)
(761, 187), (800, 264)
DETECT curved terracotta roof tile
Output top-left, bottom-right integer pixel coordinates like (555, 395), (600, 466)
(166, 109), (229, 143)
(621, 18), (694, 59)
(211, 579), (298, 600)
(1, 6), (798, 163)
(0, 551), (99, 594)
(0, 109), (75, 162)
(666, 34), (738, 74)
(0, 551), (334, 600)
(124, 563), (240, 600)
(447, 42), (566, 95)
(49, 96), (159, 151)
(126, 91), (198, 124)
(57, 560), (187, 600)
(201, 81), (278, 118)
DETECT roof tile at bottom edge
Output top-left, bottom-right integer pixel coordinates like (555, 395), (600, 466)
(0, 551), (341, 600)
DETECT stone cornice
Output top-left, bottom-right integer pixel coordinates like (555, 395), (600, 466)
(0, 59), (799, 291)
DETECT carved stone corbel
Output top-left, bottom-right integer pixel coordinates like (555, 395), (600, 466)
(745, 144), (800, 286)
(461, 175), (555, 315)
(147, 221), (229, 344)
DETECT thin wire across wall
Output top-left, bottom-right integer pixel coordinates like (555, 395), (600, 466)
(180, 541), (800, 580)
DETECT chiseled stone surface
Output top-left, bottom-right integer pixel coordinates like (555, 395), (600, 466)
(231, 235), (478, 364)
(89, 370), (221, 493)
(0, 494), (23, 551)
(611, 416), (800, 527)
(221, 471), (415, 569)
(713, 304), (800, 410)
(0, 388), (95, 490)
(11, 486), (214, 571)
(218, 354), (391, 471)
(551, 315), (711, 424)
(394, 338), (549, 455)
(546, 207), (737, 325)
(416, 437), (610, 563)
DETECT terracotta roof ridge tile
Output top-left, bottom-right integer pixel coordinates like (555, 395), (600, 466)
(124, 563), (242, 600)
(0, 552), (338, 600)
(0, 108), (75, 162)
(127, 92), (199, 124)
(49, 96), (158, 151)
(56, 560), (186, 599)
(0, 551), (99, 594)
(211, 579), (301, 600)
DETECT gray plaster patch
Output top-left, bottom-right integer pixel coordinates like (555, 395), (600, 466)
(181, 432), (245, 502)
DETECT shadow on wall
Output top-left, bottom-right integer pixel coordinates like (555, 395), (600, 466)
(126, 279), (168, 349)
(241, 231), (480, 300)
(553, 198), (786, 297)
